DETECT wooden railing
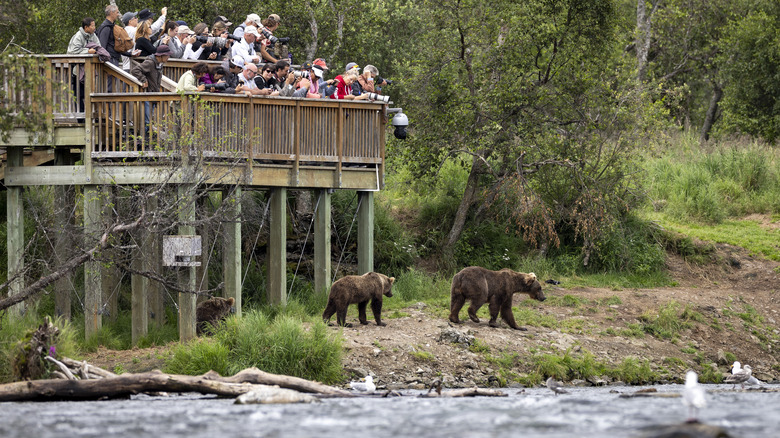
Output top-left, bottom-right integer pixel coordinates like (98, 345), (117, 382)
(4, 55), (387, 169)
(91, 92), (385, 165)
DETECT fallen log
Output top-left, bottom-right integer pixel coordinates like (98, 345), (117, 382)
(214, 367), (352, 396)
(0, 370), (259, 401)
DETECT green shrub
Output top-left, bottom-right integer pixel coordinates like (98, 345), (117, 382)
(608, 357), (657, 384)
(165, 310), (343, 384)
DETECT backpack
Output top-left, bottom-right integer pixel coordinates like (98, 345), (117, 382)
(113, 25), (134, 53)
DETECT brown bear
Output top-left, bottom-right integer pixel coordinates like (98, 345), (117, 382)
(196, 296), (235, 335)
(449, 267), (546, 330)
(322, 272), (395, 327)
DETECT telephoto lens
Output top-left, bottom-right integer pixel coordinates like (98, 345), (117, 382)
(367, 92), (390, 103)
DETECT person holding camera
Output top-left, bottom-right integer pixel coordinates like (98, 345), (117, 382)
(330, 69), (368, 100)
(182, 23), (213, 60)
(154, 20), (177, 50)
(258, 15), (281, 63)
(199, 65), (227, 92)
(354, 64), (380, 94)
(233, 13), (263, 39)
(171, 25), (196, 59)
(176, 62), (209, 92)
(233, 25), (262, 65)
(207, 21), (233, 61)
(134, 21), (157, 57)
(252, 63), (276, 95)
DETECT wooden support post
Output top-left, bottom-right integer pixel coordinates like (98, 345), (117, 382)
(131, 220), (150, 346)
(6, 148), (24, 316)
(101, 186), (118, 323)
(83, 185), (103, 339)
(267, 188), (287, 306)
(177, 184), (197, 342)
(146, 196), (164, 327)
(357, 191), (374, 275)
(223, 187), (242, 316)
(196, 194), (210, 302)
(53, 149), (74, 320)
(314, 189), (331, 295)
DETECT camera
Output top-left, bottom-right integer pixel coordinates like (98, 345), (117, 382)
(391, 111), (408, 140)
(292, 70), (310, 79)
(366, 92), (390, 103)
(203, 82), (227, 92)
(376, 76), (394, 86)
(258, 26), (290, 45)
(195, 34), (240, 49)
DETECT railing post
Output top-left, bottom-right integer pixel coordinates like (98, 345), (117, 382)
(293, 101), (300, 185)
(84, 57), (94, 181)
(337, 103), (343, 187)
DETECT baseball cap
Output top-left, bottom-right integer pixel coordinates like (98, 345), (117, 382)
(268, 14), (281, 23)
(121, 11), (137, 25)
(246, 13), (262, 26)
(230, 55), (245, 69)
(313, 58), (328, 70)
(345, 62), (360, 72)
(215, 15), (233, 27)
(177, 25), (195, 35)
(301, 61), (313, 70)
(244, 26), (261, 38)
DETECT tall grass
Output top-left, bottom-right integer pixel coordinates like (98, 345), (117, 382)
(646, 136), (780, 223)
(0, 311), (80, 383)
(165, 310), (343, 384)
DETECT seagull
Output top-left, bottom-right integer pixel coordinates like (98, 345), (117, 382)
(682, 370), (706, 422)
(725, 364), (752, 389)
(546, 377), (569, 395)
(349, 375), (376, 393)
(730, 361), (762, 386)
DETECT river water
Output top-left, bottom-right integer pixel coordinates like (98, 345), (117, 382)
(1, 384), (777, 438)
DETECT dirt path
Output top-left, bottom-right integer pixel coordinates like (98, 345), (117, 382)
(86, 245), (780, 389)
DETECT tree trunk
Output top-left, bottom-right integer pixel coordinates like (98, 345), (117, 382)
(304, 1), (319, 61)
(442, 154), (484, 257)
(699, 83), (722, 143)
(636, 0), (661, 84)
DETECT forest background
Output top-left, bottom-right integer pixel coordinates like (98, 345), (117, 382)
(1, 0), (780, 384)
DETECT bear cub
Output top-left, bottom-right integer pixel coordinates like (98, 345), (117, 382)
(449, 266), (546, 330)
(196, 296), (235, 335)
(322, 272), (395, 327)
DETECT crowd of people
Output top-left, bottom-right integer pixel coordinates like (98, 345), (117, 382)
(67, 5), (392, 102)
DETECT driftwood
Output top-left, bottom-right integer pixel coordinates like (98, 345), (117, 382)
(0, 356), (352, 401)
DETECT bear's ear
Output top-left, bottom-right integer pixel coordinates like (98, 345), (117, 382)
(389, 277), (395, 284)
(227, 297), (235, 306)
(528, 272), (537, 281)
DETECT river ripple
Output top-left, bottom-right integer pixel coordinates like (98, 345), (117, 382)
(1, 384), (777, 438)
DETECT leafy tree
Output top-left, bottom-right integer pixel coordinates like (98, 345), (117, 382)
(717, 8), (780, 143)
(391, 0), (653, 267)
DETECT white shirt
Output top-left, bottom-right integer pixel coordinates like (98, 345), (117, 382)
(232, 38), (258, 64)
(182, 43), (203, 60)
(238, 72), (257, 89)
(121, 25), (137, 71)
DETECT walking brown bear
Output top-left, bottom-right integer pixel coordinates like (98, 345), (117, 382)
(322, 272), (395, 327)
(449, 266), (546, 330)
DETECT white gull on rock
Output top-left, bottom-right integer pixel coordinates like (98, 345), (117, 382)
(725, 364), (752, 389)
(730, 361), (762, 386)
(349, 375), (376, 393)
(682, 370), (706, 422)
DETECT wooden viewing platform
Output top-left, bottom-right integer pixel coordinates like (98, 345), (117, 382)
(1, 55), (389, 342)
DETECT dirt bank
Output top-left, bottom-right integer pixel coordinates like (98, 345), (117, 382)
(86, 244), (780, 389)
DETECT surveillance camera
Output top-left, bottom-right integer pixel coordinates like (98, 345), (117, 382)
(391, 111), (408, 140)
